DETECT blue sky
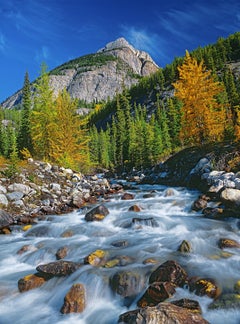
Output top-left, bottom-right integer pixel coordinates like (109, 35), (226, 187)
(0, 0), (240, 102)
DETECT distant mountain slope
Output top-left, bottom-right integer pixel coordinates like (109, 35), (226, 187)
(1, 38), (159, 109)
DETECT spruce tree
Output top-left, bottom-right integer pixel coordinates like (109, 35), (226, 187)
(18, 71), (33, 154)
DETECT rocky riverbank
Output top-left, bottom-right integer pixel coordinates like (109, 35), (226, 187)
(140, 142), (240, 220)
(0, 159), (122, 234)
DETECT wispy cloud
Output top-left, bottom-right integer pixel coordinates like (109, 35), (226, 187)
(120, 25), (168, 65)
(158, 1), (240, 45)
(0, 33), (6, 52)
(35, 46), (50, 64)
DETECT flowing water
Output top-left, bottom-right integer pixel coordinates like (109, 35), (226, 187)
(0, 182), (240, 324)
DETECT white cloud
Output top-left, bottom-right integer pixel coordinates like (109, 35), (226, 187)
(35, 46), (50, 64)
(120, 25), (168, 65)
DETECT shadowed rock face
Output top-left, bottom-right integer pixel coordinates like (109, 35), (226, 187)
(2, 38), (159, 109)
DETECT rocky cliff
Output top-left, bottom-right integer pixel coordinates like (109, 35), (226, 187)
(2, 38), (159, 109)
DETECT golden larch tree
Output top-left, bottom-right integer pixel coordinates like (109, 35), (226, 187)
(173, 50), (226, 145)
(50, 89), (90, 170)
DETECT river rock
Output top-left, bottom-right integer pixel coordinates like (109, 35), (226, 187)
(149, 260), (188, 287)
(25, 225), (51, 237)
(0, 210), (14, 229)
(132, 217), (158, 227)
(209, 293), (240, 310)
(137, 281), (176, 307)
(218, 238), (240, 249)
(192, 197), (208, 211)
(202, 207), (224, 220)
(60, 283), (86, 314)
(171, 298), (202, 313)
(36, 260), (81, 276)
(111, 240), (129, 248)
(56, 246), (69, 260)
(8, 183), (31, 195)
(164, 188), (176, 196)
(6, 191), (24, 201)
(17, 244), (35, 255)
(234, 280), (240, 293)
(84, 204), (109, 221)
(0, 185), (7, 194)
(220, 188), (240, 206)
(128, 205), (141, 212)
(84, 249), (108, 266)
(118, 302), (209, 323)
(189, 277), (221, 299)
(177, 240), (192, 253)
(121, 193), (135, 200)
(110, 270), (145, 298)
(0, 194), (8, 208)
(18, 273), (48, 292)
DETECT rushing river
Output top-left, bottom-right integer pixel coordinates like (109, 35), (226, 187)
(0, 182), (240, 324)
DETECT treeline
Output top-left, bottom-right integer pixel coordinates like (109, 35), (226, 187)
(89, 91), (181, 170)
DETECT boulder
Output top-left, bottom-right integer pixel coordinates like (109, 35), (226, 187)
(128, 205), (141, 212)
(220, 188), (240, 206)
(84, 204), (109, 222)
(110, 270), (144, 298)
(84, 249), (108, 266)
(6, 191), (24, 201)
(36, 260), (81, 276)
(163, 188), (176, 197)
(132, 217), (158, 227)
(121, 193), (135, 200)
(0, 210), (14, 230)
(60, 283), (86, 314)
(56, 246), (69, 260)
(209, 293), (240, 310)
(177, 240), (192, 253)
(71, 191), (85, 208)
(8, 183), (31, 195)
(118, 302), (209, 323)
(218, 238), (240, 249)
(137, 282), (176, 307)
(234, 280), (240, 294)
(111, 240), (129, 248)
(149, 260), (188, 287)
(0, 194), (8, 207)
(171, 298), (202, 314)
(17, 244), (35, 255)
(0, 185), (7, 194)
(189, 277), (221, 299)
(202, 207), (224, 220)
(18, 273), (48, 292)
(192, 197), (208, 211)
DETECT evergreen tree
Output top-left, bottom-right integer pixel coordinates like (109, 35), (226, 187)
(18, 71), (33, 154)
(115, 94), (126, 168)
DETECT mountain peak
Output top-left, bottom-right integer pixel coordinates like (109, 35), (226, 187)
(97, 37), (132, 52)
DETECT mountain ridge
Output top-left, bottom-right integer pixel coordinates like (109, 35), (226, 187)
(1, 38), (159, 109)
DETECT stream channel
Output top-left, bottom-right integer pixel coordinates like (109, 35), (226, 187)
(0, 181), (240, 324)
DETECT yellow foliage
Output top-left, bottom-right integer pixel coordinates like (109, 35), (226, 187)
(94, 104), (102, 111)
(20, 148), (32, 160)
(22, 225), (32, 231)
(173, 50), (226, 144)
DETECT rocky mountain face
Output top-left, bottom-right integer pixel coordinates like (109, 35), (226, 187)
(2, 38), (159, 109)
